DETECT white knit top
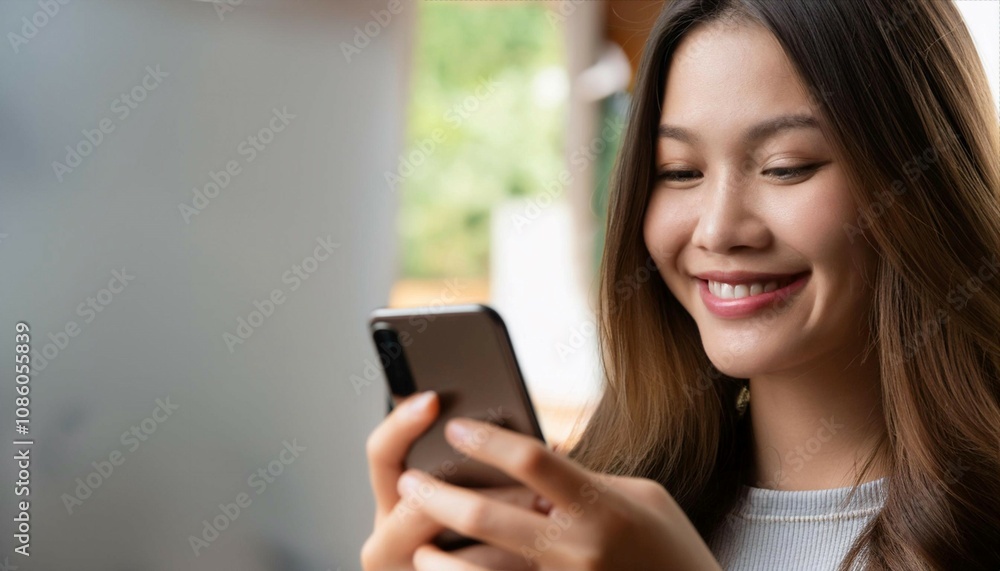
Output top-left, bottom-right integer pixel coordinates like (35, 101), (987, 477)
(708, 477), (887, 570)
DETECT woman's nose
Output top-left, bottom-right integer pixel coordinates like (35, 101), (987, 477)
(689, 165), (771, 253)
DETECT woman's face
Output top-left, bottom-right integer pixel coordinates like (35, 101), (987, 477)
(643, 20), (878, 378)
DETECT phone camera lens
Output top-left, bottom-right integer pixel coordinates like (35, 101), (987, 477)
(372, 325), (416, 396)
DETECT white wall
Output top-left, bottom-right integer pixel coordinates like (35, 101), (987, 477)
(0, 1), (411, 569)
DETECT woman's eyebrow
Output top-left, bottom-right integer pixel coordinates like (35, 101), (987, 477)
(658, 114), (821, 146)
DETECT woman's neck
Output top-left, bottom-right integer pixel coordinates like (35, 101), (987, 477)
(745, 344), (888, 490)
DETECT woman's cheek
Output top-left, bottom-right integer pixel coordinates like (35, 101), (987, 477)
(643, 194), (694, 303)
(644, 191), (694, 256)
(783, 180), (875, 321)
(770, 176), (854, 262)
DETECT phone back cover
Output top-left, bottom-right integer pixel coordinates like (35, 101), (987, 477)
(370, 305), (545, 487)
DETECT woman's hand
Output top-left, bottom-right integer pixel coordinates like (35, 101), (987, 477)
(397, 417), (723, 571)
(360, 391), (542, 570)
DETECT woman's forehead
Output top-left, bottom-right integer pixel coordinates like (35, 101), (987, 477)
(661, 21), (824, 137)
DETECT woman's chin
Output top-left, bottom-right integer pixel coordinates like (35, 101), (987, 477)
(705, 345), (783, 379)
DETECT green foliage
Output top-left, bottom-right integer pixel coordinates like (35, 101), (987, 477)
(399, 1), (566, 278)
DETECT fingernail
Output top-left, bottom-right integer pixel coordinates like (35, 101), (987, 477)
(533, 495), (553, 514)
(397, 469), (428, 496)
(404, 391), (435, 417)
(445, 418), (472, 444)
(398, 470), (422, 496)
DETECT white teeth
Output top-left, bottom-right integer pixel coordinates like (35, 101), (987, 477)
(721, 283), (734, 298)
(709, 280), (781, 299)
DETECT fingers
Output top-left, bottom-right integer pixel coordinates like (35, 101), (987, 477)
(413, 544), (491, 571)
(360, 493), (447, 570)
(399, 469), (552, 556)
(478, 485), (544, 512)
(362, 483), (544, 569)
(443, 418), (600, 511)
(451, 543), (539, 570)
(608, 476), (675, 512)
(366, 390), (439, 523)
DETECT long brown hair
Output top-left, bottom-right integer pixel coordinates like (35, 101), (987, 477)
(567, 0), (1000, 568)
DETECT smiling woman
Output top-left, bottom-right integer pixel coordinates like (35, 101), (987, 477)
(571, 0), (1000, 569)
(361, 0), (1000, 569)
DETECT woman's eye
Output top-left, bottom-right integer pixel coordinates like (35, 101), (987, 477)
(656, 170), (701, 182)
(763, 164), (821, 180)
(655, 163), (824, 183)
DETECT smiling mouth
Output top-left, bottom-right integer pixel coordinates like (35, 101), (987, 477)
(705, 273), (805, 300)
(695, 271), (811, 319)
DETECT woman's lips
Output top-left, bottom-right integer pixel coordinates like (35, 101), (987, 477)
(698, 272), (810, 319)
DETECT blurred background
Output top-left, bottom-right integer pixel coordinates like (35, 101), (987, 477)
(0, 1), (996, 570)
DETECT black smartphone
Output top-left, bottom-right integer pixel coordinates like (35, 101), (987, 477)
(368, 303), (546, 550)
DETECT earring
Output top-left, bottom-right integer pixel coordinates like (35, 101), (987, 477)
(736, 380), (750, 419)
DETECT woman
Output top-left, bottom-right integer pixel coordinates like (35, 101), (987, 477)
(362, 0), (1000, 569)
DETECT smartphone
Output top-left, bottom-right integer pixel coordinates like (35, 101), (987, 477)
(368, 304), (546, 489)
